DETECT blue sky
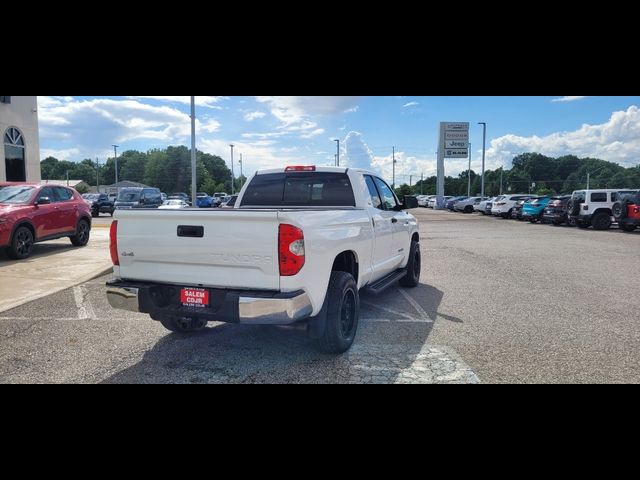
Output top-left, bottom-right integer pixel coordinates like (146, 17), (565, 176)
(38, 96), (640, 183)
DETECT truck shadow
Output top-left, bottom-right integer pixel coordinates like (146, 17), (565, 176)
(102, 282), (475, 384)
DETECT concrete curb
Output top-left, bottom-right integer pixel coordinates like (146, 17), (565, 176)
(0, 265), (113, 314)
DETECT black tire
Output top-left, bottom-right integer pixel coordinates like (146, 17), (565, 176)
(620, 224), (637, 232)
(464, 206), (474, 213)
(314, 272), (359, 354)
(160, 316), (208, 333)
(8, 226), (34, 260)
(591, 212), (612, 231)
(70, 219), (91, 247)
(400, 241), (421, 288)
(91, 209), (99, 218)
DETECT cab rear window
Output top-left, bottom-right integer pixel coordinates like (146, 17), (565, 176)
(241, 173), (356, 207)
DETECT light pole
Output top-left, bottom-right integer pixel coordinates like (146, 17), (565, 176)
(96, 158), (100, 193)
(112, 145), (119, 184)
(230, 144), (235, 195)
(392, 146), (396, 189)
(467, 142), (472, 197)
(334, 139), (340, 167)
(190, 96), (197, 206)
(478, 123), (487, 199)
(239, 154), (243, 189)
(421, 173), (424, 195)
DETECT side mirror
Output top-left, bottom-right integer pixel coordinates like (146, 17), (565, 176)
(37, 197), (51, 205)
(402, 196), (418, 210)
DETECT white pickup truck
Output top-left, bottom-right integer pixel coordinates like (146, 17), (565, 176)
(107, 166), (421, 353)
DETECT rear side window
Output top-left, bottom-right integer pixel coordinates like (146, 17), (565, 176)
(591, 193), (607, 202)
(55, 187), (73, 201)
(364, 175), (383, 210)
(241, 173), (356, 207)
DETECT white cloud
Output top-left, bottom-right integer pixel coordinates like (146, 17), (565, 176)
(244, 111), (266, 121)
(37, 96), (221, 160)
(127, 96), (226, 108)
(300, 128), (325, 139)
(403, 102), (419, 108)
(200, 119), (221, 133)
(255, 96), (361, 128)
(486, 105), (640, 169)
(552, 96), (588, 103)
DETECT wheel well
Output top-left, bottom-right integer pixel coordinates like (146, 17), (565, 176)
(332, 251), (358, 282)
(12, 221), (35, 241)
(593, 208), (612, 217)
(412, 232), (419, 243)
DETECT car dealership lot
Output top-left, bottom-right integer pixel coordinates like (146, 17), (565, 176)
(1, 208), (639, 383)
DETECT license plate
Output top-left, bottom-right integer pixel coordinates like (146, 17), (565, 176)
(180, 287), (209, 308)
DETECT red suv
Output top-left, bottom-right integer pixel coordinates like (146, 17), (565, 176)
(0, 183), (92, 259)
(613, 193), (640, 232)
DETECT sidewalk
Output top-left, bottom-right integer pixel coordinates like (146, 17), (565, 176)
(0, 228), (113, 313)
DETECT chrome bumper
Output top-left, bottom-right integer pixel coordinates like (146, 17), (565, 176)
(238, 293), (312, 324)
(107, 286), (141, 313)
(106, 284), (313, 325)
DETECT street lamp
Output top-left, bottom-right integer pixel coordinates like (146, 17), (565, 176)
(334, 139), (340, 167)
(467, 142), (472, 197)
(230, 144), (235, 195)
(239, 154), (243, 189)
(112, 145), (119, 184)
(191, 96), (197, 207)
(478, 123), (487, 199)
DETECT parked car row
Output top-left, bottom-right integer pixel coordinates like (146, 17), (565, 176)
(433, 189), (640, 232)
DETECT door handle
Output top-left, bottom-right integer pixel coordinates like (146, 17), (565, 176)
(391, 218), (398, 224)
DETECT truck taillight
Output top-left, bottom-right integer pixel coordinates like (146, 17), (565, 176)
(279, 224), (305, 276)
(110, 221), (119, 266)
(634, 207), (640, 214)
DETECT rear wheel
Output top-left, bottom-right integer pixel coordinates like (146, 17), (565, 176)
(70, 219), (91, 247)
(8, 226), (34, 260)
(591, 212), (612, 231)
(621, 224), (637, 232)
(314, 272), (359, 354)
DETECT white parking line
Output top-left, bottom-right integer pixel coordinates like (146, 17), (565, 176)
(398, 288), (433, 321)
(361, 301), (417, 320)
(73, 286), (97, 320)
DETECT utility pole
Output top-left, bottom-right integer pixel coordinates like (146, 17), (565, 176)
(112, 145), (119, 184)
(500, 167), (504, 195)
(230, 144), (235, 195)
(190, 96), (197, 207)
(421, 173), (424, 195)
(467, 142), (472, 197)
(409, 175), (413, 188)
(96, 158), (100, 193)
(392, 146), (396, 189)
(587, 172), (590, 190)
(239, 154), (243, 189)
(478, 123), (487, 199)
(66, 170), (69, 187)
(335, 139), (340, 167)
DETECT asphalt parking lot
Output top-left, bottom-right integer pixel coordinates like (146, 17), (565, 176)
(1, 208), (639, 383)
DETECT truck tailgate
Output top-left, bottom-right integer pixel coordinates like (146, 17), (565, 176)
(115, 210), (280, 290)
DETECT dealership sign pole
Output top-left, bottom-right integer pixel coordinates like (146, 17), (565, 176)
(436, 122), (469, 209)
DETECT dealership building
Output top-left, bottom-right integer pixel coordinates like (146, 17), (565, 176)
(0, 96), (41, 183)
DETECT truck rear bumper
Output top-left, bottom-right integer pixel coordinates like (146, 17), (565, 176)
(106, 281), (313, 325)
